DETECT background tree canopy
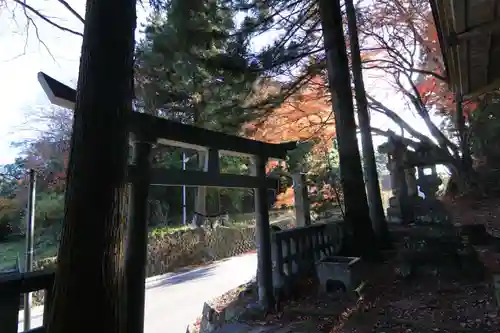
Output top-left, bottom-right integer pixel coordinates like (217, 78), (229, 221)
(3, 0), (500, 244)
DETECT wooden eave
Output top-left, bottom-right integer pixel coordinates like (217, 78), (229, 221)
(430, 0), (500, 99)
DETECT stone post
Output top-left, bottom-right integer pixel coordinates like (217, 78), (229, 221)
(386, 137), (412, 223)
(405, 167), (418, 197)
(292, 172), (311, 227)
(387, 158), (398, 197)
(396, 150), (412, 223)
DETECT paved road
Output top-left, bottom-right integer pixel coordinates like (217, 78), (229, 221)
(18, 253), (257, 333)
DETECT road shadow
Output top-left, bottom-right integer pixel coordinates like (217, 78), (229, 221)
(148, 265), (216, 288)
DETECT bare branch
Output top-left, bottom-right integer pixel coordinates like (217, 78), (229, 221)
(395, 69), (460, 157)
(366, 94), (433, 143)
(20, 4), (57, 62)
(363, 59), (446, 82)
(367, 127), (421, 148)
(56, 0), (85, 24)
(12, 0), (83, 37)
(356, 1), (463, 163)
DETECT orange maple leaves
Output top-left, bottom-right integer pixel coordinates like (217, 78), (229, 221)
(247, 76), (335, 155)
(245, 76), (337, 207)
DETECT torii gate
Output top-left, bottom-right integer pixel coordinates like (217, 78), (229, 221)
(37, 72), (296, 331)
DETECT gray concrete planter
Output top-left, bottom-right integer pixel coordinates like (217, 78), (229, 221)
(315, 256), (362, 293)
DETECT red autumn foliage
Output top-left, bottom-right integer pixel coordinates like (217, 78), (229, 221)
(416, 17), (477, 117)
(246, 76), (335, 154)
(245, 77), (336, 207)
(363, 0), (478, 118)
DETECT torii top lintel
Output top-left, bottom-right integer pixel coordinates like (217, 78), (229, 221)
(37, 72), (296, 160)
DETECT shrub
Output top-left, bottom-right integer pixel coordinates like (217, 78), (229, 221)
(0, 216), (13, 241)
(35, 192), (65, 227)
(0, 197), (21, 239)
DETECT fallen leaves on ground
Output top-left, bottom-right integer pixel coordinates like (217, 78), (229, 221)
(229, 257), (499, 332)
(208, 281), (254, 312)
(194, 199), (500, 332)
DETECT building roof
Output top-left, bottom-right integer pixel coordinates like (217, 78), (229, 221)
(430, 0), (500, 99)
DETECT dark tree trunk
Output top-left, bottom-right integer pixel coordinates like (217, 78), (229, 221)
(454, 93), (481, 195)
(318, 0), (378, 259)
(448, 160), (484, 197)
(46, 0), (136, 332)
(345, 0), (391, 249)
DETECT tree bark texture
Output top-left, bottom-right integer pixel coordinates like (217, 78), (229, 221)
(46, 0), (137, 332)
(345, 0), (391, 249)
(453, 93), (482, 195)
(318, 0), (378, 258)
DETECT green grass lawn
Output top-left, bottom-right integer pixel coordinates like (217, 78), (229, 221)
(0, 232), (58, 271)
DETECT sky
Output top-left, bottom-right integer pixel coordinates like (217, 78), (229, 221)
(0, 1), (440, 166)
(0, 1), (85, 164)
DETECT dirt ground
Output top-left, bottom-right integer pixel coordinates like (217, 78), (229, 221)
(191, 198), (500, 333)
(225, 262), (498, 332)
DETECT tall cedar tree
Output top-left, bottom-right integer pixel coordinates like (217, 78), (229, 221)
(345, 0), (390, 247)
(46, 0), (136, 332)
(318, 0), (378, 258)
(235, 0), (384, 251)
(234, 0), (479, 191)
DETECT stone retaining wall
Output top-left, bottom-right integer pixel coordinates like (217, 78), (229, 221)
(34, 225), (260, 275)
(31, 220), (295, 305)
(146, 226), (257, 276)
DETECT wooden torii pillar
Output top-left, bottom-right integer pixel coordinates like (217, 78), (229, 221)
(37, 72), (296, 330)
